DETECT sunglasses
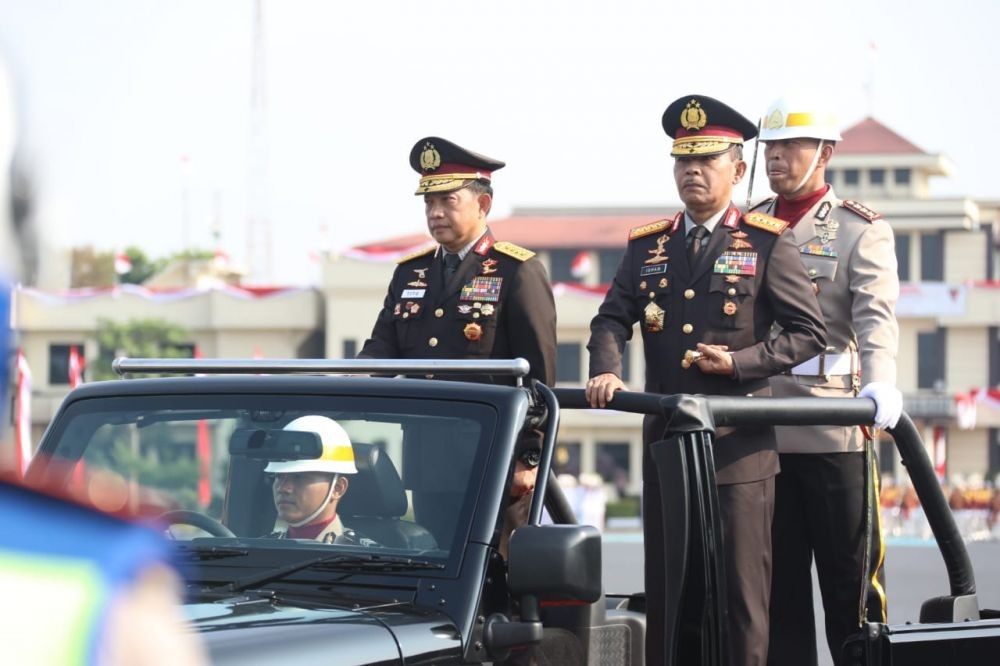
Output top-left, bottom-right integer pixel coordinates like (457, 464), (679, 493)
(518, 448), (542, 468)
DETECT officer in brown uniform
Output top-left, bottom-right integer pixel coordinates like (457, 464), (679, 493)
(751, 96), (901, 666)
(359, 137), (556, 386)
(586, 95), (826, 666)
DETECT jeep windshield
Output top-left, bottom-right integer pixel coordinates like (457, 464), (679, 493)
(35, 391), (498, 569)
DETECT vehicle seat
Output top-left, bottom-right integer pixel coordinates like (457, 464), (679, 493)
(338, 443), (438, 551)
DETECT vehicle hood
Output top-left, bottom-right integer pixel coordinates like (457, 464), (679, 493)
(187, 597), (403, 665)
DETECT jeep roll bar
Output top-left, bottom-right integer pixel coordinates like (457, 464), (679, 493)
(551, 389), (980, 666)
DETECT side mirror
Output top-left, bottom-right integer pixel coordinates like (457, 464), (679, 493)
(508, 524), (602, 603)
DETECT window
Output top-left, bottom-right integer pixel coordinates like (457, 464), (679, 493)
(920, 232), (944, 280)
(894, 168), (911, 185)
(548, 249), (578, 283)
(824, 169), (836, 185)
(342, 339), (357, 359)
(917, 329), (946, 390)
(596, 442), (631, 497)
(48, 344), (83, 385)
(554, 442), (581, 477)
(895, 232), (911, 282)
(599, 249), (624, 285)
(843, 169), (860, 186)
(556, 342), (582, 384)
(869, 169), (885, 186)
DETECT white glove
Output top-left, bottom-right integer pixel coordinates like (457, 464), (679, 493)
(859, 382), (903, 429)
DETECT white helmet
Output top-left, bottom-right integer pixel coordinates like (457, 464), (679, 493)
(264, 415), (358, 475)
(758, 94), (842, 143)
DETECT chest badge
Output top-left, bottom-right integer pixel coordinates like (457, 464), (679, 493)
(480, 258), (499, 275)
(727, 230), (753, 251)
(644, 299), (665, 333)
(713, 251), (758, 276)
(460, 276), (503, 302)
(464, 322), (483, 341)
(407, 268), (429, 288)
(644, 234), (670, 265)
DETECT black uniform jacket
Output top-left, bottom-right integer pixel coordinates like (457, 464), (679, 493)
(588, 205), (826, 484)
(360, 230), (557, 386)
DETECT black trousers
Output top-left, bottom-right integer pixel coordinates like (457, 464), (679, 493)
(767, 451), (886, 666)
(642, 418), (775, 666)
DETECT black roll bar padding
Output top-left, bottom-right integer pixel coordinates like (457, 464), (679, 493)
(544, 469), (578, 526)
(530, 383), (561, 527)
(890, 414), (975, 597)
(549, 389), (976, 601)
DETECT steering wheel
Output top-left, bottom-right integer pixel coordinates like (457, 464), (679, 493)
(158, 509), (236, 538)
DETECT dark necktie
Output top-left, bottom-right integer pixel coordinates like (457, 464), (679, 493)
(443, 252), (461, 281)
(687, 225), (710, 266)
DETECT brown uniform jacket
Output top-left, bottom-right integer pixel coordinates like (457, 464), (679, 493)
(753, 189), (899, 453)
(588, 205), (826, 484)
(359, 230), (557, 386)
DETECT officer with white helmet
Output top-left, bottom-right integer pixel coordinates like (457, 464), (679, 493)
(749, 93), (900, 665)
(267, 415), (359, 544)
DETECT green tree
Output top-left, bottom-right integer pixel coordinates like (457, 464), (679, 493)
(117, 245), (160, 285)
(91, 318), (193, 381)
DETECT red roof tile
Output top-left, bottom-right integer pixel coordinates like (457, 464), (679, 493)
(352, 213), (681, 252)
(837, 117), (925, 155)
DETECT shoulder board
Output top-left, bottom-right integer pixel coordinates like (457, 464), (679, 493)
(493, 241), (536, 262)
(395, 245), (435, 264)
(742, 211), (788, 234)
(628, 219), (670, 241)
(748, 196), (775, 212)
(840, 200), (882, 222)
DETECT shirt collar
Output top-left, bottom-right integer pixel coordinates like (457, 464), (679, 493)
(438, 234), (482, 261)
(684, 206), (728, 236)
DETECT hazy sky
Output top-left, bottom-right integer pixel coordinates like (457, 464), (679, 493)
(1, 0), (998, 285)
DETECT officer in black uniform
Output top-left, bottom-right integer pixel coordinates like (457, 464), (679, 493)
(359, 136), (556, 386)
(586, 95), (827, 666)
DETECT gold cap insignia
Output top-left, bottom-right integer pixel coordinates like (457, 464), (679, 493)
(766, 109), (785, 130)
(419, 142), (442, 172)
(680, 99), (707, 131)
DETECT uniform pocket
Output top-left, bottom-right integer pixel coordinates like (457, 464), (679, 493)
(801, 253), (838, 283)
(708, 274), (754, 330)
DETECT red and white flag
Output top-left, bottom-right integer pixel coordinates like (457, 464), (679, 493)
(194, 345), (212, 507)
(68, 345), (84, 388)
(14, 349), (32, 477)
(570, 251), (592, 280)
(114, 251), (133, 275)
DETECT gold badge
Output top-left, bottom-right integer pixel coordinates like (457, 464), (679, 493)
(725, 275), (741, 283)
(658, 278), (669, 288)
(393, 303), (401, 316)
(723, 301), (737, 316)
(481, 258), (498, 275)
(644, 301), (665, 332)
(644, 234), (670, 264)
(407, 267), (429, 287)
(464, 322), (483, 341)
(728, 230), (753, 251)
(639, 280), (647, 290)
(681, 99), (707, 131)
(766, 109), (784, 130)
(419, 142), (441, 172)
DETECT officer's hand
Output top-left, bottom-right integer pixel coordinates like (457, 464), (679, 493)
(859, 382), (903, 429)
(694, 343), (734, 376)
(586, 373), (627, 408)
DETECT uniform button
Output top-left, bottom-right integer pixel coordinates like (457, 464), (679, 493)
(684, 289), (695, 300)
(808, 268), (818, 276)
(402, 312), (409, 319)
(428, 337), (438, 347)
(682, 324), (693, 334)
(434, 308), (444, 318)
(727, 288), (736, 296)
(473, 312), (480, 319)
(648, 291), (656, 299)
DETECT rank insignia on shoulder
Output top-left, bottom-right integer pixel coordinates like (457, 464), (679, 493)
(841, 200), (882, 222)
(748, 196), (775, 212)
(493, 241), (535, 261)
(396, 245), (436, 264)
(629, 219), (670, 241)
(742, 212), (788, 234)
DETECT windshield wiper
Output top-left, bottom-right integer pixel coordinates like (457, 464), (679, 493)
(217, 553), (444, 594)
(176, 545), (250, 561)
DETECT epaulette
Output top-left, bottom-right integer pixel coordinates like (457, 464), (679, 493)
(628, 219), (670, 241)
(493, 241), (536, 262)
(748, 196), (775, 212)
(841, 200), (882, 222)
(395, 245), (435, 264)
(742, 211), (788, 234)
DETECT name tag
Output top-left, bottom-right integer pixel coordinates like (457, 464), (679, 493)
(640, 264), (667, 276)
(401, 289), (426, 298)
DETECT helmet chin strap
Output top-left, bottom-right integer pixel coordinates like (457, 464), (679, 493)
(288, 474), (339, 528)
(789, 139), (825, 197)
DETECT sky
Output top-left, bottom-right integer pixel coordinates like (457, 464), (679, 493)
(1, 0), (999, 286)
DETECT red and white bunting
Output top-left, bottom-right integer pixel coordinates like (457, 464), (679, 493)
(570, 251), (592, 280)
(68, 345), (84, 389)
(14, 349), (32, 477)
